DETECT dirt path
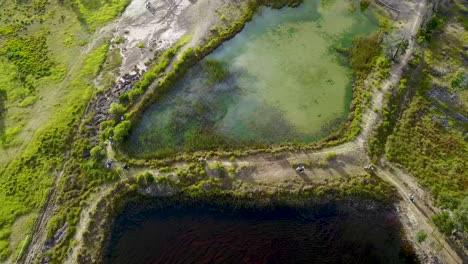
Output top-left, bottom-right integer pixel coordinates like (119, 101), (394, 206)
(377, 166), (462, 263)
(64, 186), (111, 264)
(23, 169), (65, 264)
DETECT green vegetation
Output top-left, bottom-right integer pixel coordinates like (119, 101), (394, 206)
(417, 14), (445, 43)
(325, 152), (336, 161)
(453, 0), (467, 30)
(113, 120), (131, 142)
(416, 230), (427, 243)
(114, 36), (124, 44)
(368, 78), (408, 161)
(386, 98), (467, 229)
(109, 102), (126, 116)
(0, 43), (109, 261)
(350, 32), (382, 76)
(202, 59), (228, 83)
(370, 5), (468, 242)
(359, 0), (370, 12)
(0, 4), (128, 261)
(90, 145), (106, 161)
(0, 34), (53, 78)
(136, 42), (145, 49)
(64, 0), (131, 31)
(96, 47), (123, 89)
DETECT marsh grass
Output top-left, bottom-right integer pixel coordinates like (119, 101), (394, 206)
(202, 59), (228, 83)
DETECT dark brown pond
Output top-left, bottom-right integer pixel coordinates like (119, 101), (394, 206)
(104, 199), (418, 264)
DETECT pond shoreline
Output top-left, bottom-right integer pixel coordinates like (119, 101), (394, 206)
(72, 169), (425, 263)
(125, 0), (379, 158)
(113, 0), (382, 162)
(103, 191), (419, 264)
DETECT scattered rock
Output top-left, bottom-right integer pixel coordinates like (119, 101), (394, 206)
(42, 222), (68, 253)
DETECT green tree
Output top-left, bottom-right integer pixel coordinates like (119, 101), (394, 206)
(108, 102), (126, 116)
(113, 120), (131, 142)
(90, 145), (105, 160)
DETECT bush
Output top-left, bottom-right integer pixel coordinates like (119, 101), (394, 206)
(360, 0), (370, 12)
(416, 230), (427, 243)
(325, 152), (336, 160)
(109, 102), (126, 116)
(144, 172), (154, 184)
(450, 70), (467, 90)
(113, 120), (131, 142)
(114, 36), (124, 44)
(90, 145), (106, 160)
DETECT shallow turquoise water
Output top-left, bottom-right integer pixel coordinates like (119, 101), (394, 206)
(127, 0), (378, 157)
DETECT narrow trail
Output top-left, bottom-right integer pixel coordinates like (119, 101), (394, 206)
(377, 167), (462, 263)
(65, 185), (111, 264)
(23, 169), (65, 264)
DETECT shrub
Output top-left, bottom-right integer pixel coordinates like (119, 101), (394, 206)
(209, 161), (224, 171)
(136, 173), (147, 187)
(360, 0), (370, 12)
(137, 42), (145, 49)
(108, 102), (126, 116)
(144, 172), (154, 184)
(325, 152), (336, 160)
(114, 36), (124, 44)
(113, 120), (131, 142)
(416, 230), (427, 243)
(90, 145), (106, 160)
(450, 70), (467, 90)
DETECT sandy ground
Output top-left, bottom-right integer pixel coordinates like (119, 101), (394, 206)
(112, 0), (229, 74)
(113, 0), (191, 73)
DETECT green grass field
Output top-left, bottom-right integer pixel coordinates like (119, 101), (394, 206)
(0, 0), (129, 260)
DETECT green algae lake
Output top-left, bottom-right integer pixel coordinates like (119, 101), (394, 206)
(126, 0), (379, 157)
